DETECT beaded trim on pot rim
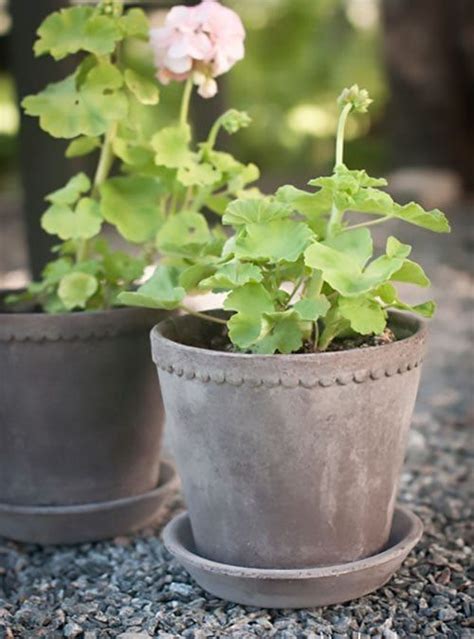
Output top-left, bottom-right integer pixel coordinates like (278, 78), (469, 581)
(154, 356), (423, 389)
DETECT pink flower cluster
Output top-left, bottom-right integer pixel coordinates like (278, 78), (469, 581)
(150, 0), (245, 98)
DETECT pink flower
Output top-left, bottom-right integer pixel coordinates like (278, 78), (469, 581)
(150, 0), (245, 97)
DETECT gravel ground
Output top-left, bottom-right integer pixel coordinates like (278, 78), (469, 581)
(0, 413), (472, 639)
(0, 207), (472, 637)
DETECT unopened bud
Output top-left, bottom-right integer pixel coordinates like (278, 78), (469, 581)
(337, 84), (372, 113)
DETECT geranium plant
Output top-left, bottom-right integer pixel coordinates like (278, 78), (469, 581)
(9, 0), (255, 312)
(123, 85), (450, 352)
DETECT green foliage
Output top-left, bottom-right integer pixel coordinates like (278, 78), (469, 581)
(100, 176), (165, 243)
(118, 265), (185, 310)
(34, 6), (122, 61)
(124, 86), (449, 353)
(58, 272), (99, 310)
(15, 1), (259, 314)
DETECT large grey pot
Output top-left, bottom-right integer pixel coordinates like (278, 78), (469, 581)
(0, 297), (169, 542)
(151, 311), (426, 570)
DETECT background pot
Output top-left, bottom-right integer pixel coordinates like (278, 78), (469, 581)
(151, 311), (426, 570)
(0, 296), (167, 508)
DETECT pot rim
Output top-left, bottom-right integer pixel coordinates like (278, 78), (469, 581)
(151, 309), (426, 363)
(0, 289), (167, 342)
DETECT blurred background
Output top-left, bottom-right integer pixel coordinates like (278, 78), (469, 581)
(0, 0), (473, 287)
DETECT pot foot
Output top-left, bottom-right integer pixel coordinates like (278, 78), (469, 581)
(163, 505), (423, 608)
(0, 460), (179, 545)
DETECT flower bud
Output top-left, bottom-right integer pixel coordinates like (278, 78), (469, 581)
(220, 109), (252, 134)
(337, 84), (372, 113)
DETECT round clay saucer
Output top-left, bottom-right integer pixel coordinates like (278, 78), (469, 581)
(163, 505), (423, 608)
(0, 459), (178, 545)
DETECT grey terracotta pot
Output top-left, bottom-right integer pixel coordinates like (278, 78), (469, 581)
(151, 311), (426, 570)
(0, 295), (170, 542)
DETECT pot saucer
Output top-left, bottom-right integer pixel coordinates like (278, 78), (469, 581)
(163, 505), (423, 608)
(0, 460), (179, 545)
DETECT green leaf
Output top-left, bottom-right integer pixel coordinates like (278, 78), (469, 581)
(58, 272), (98, 310)
(386, 236), (411, 259)
(391, 259), (430, 287)
(179, 264), (216, 291)
(276, 184), (332, 217)
(124, 69), (159, 105)
(42, 257), (74, 283)
(227, 163), (260, 193)
(324, 228), (373, 267)
(152, 124), (192, 169)
(156, 211), (210, 251)
(205, 193), (231, 215)
(112, 136), (154, 168)
(177, 161), (221, 187)
(46, 173), (91, 205)
(118, 8), (149, 39)
(223, 199), (291, 225)
(235, 220), (314, 263)
(409, 301), (436, 317)
(338, 296), (387, 335)
(293, 296), (330, 321)
(392, 202), (450, 233)
(224, 282), (274, 349)
(305, 242), (361, 294)
(118, 265), (185, 310)
(200, 262), (263, 289)
(65, 136), (101, 158)
(254, 311), (304, 354)
(304, 241), (404, 297)
(101, 250), (145, 284)
(224, 283), (274, 316)
(350, 186), (394, 215)
(226, 314), (262, 350)
(22, 70), (128, 139)
(86, 61), (123, 89)
(100, 176), (165, 243)
(41, 197), (102, 240)
(34, 7), (122, 60)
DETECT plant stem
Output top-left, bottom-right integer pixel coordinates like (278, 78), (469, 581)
(93, 122), (117, 195)
(179, 77), (193, 127)
(327, 103), (353, 238)
(343, 216), (391, 231)
(180, 304), (228, 325)
(335, 103), (352, 169)
(76, 239), (88, 263)
(287, 275), (305, 304)
(205, 113), (224, 152)
(76, 122), (117, 263)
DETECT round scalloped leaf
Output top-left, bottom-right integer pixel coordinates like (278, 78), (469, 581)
(118, 265), (185, 310)
(100, 175), (165, 243)
(235, 220), (314, 263)
(58, 272), (98, 310)
(223, 199), (291, 226)
(41, 198), (102, 241)
(152, 124), (192, 169)
(338, 296), (386, 335)
(118, 8), (149, 39)
(46, 173), (91, 205)
(22, 72), (128, 139)
(34, 7), (122, 61)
